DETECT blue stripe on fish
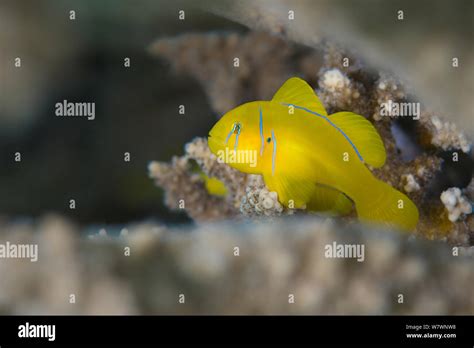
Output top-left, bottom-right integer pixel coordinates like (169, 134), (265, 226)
(259, 107), (264, 156)
(283, 103), (364, 162)
(234, 131), (239, 151)
(225, 128), (234, 145)
(271, 129), (277, 176)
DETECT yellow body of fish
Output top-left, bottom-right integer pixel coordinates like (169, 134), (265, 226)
(208, 77), (419, 231)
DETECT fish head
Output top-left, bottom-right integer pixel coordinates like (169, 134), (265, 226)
(208, 102), (262, 173)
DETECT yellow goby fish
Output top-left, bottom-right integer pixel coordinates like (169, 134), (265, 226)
(208, 77), (419, 231)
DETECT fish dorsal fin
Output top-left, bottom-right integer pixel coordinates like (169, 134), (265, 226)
(329, 112), (387, 168)
(272, 77), (328, 117)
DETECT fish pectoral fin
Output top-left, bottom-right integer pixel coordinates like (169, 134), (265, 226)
(263, 173), (316, 209)
(200, 174), (228, 197)
(272, 77), (328, 117)
(306, 184), (353, 215)
(263, 174), (353, 214)
(329, 112), (387, 168)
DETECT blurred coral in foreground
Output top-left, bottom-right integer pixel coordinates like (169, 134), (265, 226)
(0, 215), (473, 315)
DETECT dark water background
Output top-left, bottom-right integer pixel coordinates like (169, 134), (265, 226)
(0, 0), (246, 225)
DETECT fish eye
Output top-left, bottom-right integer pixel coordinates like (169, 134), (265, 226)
(232, 122), (242, 135)
(267, 137), (272, 143)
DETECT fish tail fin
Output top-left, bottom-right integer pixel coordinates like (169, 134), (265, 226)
(354, 179), (419, 231)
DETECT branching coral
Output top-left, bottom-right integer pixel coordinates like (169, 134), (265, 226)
(149, 31), (473, 244)
(424, 116), (471, 153)
(317, 68), (370, 117)
(401, 174), (420, 193)
(372, 74), (407, 122)
(149, 137), (292, 221)
(240, 174), (290, 217)
(184, 137), (248, 210)
(148, 151), (238, 222)
(441, 188), (473, 222)
(149, 32), (310, 116)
